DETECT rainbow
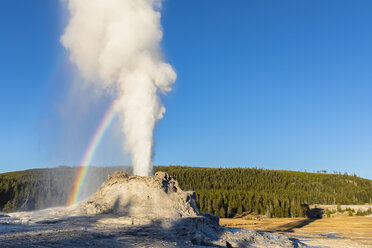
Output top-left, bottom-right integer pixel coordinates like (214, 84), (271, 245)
(67, 101), (119, 206)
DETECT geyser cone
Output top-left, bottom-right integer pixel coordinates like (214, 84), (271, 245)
(79, 171), (202, 219)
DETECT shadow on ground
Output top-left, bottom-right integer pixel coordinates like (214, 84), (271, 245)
(0, 196), (224, 247)
(0, 215), (225, 247)
(277, 208), (324, 233)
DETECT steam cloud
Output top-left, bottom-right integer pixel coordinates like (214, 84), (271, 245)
(61, 0), (176, 176)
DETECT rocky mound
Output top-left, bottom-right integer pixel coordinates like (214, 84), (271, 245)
(78, 171), (223, 245)
(80, 171), (201, 219)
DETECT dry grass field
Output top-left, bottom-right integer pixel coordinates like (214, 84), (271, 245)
(220, 216), (372, 247)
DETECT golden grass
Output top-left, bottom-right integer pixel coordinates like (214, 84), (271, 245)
(220, 216), (372, 247)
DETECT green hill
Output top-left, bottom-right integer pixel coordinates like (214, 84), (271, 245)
(0, 166), (131, 212)
(155, 166), (372, 218)
(1, 166), (371, 218)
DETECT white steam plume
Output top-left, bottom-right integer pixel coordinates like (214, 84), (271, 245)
(61, 0), (176, 176)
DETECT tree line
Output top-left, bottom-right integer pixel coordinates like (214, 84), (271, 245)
(0, 166), (131, 212)
(154, 166), (372, 218)
(1, 166), (371, 219)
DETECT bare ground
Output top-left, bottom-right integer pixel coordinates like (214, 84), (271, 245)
(220, 215), (372, 247)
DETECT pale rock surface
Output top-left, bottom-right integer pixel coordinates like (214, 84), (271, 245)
(80, 171), (200, 219)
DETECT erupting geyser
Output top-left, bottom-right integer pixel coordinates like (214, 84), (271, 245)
(61, 0), (176, 176)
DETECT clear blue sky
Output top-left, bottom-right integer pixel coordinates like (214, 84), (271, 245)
(1, 1), (372, 179)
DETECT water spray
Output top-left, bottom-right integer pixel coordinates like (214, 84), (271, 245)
(61, 0), (176, 177)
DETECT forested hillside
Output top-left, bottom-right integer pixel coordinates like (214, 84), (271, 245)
(0, 166), (131, 212)
(154, 166), (372, 218)
(1, 166), (371, 218)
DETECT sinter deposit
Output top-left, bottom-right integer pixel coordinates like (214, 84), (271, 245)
(0, 172), (303, 247)
(80, 171), (200, 219)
